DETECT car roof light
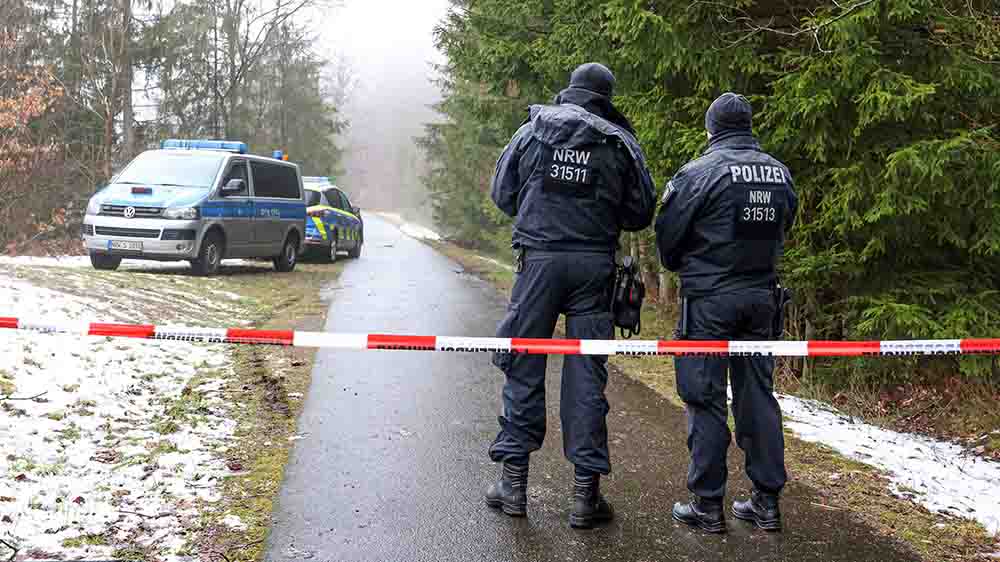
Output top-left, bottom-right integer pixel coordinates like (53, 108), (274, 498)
(161, 139), (248, 154)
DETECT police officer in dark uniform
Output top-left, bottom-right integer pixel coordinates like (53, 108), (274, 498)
(484, 63), (656, 529)
(655, 93), (798, 533)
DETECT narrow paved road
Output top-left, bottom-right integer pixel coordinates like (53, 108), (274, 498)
(265, 217), (917, 562)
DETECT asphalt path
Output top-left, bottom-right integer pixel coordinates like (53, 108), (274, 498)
(265, 216), (917, 562)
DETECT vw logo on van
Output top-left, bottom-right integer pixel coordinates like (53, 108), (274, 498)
(123, 206), (136, 219)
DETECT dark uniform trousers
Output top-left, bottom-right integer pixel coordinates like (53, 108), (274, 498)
(675, 288), (788, 500)
(489, 250), (615, 475)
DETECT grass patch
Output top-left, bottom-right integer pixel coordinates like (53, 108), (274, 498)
(429, 241), (515, 294)
(0, 369), (15, 396)
(435, 239), (1000, 562)
(62, 533), (109, 548)
(154, 420), (181, 435)
(786, 438), (996, 561)
(55, 422), (82, 442)
(111, 545), (156, 561)
(8, 455), (37, 475)
(180, 262), (341, 562)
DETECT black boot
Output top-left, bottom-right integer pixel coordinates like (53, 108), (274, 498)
(672, 497), (726, 533)
(569, 470), (614, 529)
(485, 461), (528, 517)
(733, 489), (781, 531)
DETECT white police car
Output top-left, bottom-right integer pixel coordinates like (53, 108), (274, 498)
(82, 139), (307, 275)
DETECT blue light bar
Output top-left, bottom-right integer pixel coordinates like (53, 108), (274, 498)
(161, 139), (248, 154)
(272, 150), (284, 159)
(303, 176), (332, 183)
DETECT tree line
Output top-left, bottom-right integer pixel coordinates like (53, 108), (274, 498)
(422, 0), (1000, 388)
(1, 0), (345, 249)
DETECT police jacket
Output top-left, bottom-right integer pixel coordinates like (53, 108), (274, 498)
(491, 104), (656, 252)
(655, 133), (798, 297)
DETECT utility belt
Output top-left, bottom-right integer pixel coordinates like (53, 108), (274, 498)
(675, 282), (793, 340)
(511, 244), (645, 339)
(511, 244), (616, 273)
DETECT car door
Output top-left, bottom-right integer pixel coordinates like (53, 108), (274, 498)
(307, 190), (334, 245)
(216, 159), (254, 257)
(249, 160), (284, 254)
(338, 189), (362, 247)
(325, 188), (356, 248)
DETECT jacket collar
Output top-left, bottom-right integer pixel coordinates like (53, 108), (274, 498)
(703, 132), (760, 154)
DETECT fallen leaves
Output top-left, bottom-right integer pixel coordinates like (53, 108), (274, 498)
(90, 449), (120, 464)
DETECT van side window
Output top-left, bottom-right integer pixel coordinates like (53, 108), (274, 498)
(222, 161), (249, 196)
(251, 162), (301, 199)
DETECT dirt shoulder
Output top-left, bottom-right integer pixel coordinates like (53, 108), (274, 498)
(432, 241), (1000, 562)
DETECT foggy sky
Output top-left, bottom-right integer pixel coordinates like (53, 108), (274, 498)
(319, 0), (451, 217)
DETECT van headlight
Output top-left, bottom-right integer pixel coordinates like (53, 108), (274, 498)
(86, 198), (101, 216)
(162, 207), (199, 220)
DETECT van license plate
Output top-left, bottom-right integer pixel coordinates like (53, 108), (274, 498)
(108, 240), (143, 252)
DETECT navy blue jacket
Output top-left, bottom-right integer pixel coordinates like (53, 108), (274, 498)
(655, 134), (798, 297)
(491, 104), (656, 252)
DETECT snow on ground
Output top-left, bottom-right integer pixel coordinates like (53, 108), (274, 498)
(475, 256), (513, 272)
(777, 394), (1000, 536)
(0, 255), (258, 271)
(399, 222), (442, 242)
(373, 211), (443, 242)
(0, 270), (241, 560)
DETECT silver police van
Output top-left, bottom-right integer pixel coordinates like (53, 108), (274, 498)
(82, 140), (307, 275)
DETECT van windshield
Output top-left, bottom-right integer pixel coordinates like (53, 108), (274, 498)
(114, 151), (226, 188)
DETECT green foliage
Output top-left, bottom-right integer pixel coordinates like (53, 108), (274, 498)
(424, 0), (1000, 387)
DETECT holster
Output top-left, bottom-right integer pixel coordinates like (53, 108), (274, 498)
(610, 256), (645, 338)
(513, 243), (525, 273)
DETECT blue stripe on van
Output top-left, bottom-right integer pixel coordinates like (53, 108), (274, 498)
(199, 200), (306, 219)
(200, 201), (254, 218)
(266, 201), (307, 220)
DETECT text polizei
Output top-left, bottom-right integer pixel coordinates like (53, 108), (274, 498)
(729, 164), (786, 185)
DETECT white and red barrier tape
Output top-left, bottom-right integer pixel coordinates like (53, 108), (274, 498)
(2, 317), (1000, 356)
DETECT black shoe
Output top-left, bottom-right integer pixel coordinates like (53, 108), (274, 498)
(733, 489), (782, 531)
(485, 462), (528, 517)
(672, 497), (726, 533)
(569, 471), (614, 529)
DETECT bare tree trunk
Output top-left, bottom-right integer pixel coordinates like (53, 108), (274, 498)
(121, 0), (134, 159)
(637, 233), (659, 302)
(213, 2), (220, 137)
(803, 317), (814, 382)
(70, 0), (80, 94)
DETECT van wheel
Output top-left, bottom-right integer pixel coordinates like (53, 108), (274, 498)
(328, 234), (339, 263)
(192, 232), (223, 276)
(274, 235), (298, 272)
(348, 241), (362, 259)
(90, 252), (122, 271)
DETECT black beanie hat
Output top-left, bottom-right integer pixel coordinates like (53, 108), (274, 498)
(705, 92), (752, 135)
(569, 63), (616, 97)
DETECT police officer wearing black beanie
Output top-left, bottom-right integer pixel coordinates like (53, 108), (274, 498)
(485, 63), (656, 529)
(655, 93), (799, 533)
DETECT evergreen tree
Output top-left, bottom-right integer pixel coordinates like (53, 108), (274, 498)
(423, 0), (1000, 386)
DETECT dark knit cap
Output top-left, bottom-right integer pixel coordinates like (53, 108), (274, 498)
(705, 92), (753, 134)
(569, 63), (616, 97)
